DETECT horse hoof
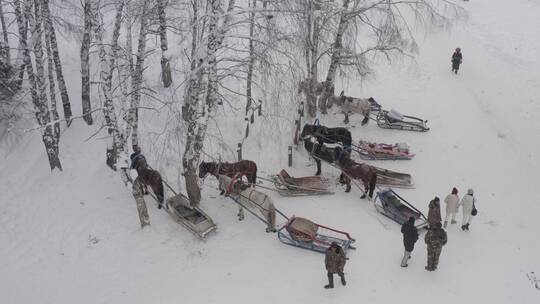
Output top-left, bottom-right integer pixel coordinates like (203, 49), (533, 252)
(315, 172), (321, 176)
(360, 194), (367, 199)
(345, 189), (351, 193)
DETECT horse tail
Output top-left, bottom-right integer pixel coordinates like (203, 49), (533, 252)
(369, 170), (377, 198)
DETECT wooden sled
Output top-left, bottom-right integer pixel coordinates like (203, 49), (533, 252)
(166, 193), (217, 239)
(271, 169), (334, 196)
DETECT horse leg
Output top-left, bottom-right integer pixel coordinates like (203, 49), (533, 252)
(361, 114), (369, 126)
(315, 159), (321, 176)
(345, 181), (351, 193)
(237, 206), (245, 221)
(368, 174), (377, 200)
(344, 113), (349, 124)
(360, 180), (368, 199)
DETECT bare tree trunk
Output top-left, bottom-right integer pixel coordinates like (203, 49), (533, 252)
(182, 0), (236, 206)
(157, 0), (171, 88)
(245, 0), (256, 115)
(28, 0), (61, 170)
(318, 0), (350, 113)
(126, 0), (150, 150)
(13, 0), (26, 86)
(42, 0), (72, 125)
(96, 0), (125, 170)
(45, 23), (61, 164)
(80, 0), (93, 125)
(0, 0), (10, 64)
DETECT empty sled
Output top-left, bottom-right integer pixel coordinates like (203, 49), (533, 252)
(271, 169), (334, 196)
(374, 188), (427, 228)
(166, 193), (217, 239)
(372, 166), (414, 189)
(278, 216), (356, 254)
(376, 109), (429, 132)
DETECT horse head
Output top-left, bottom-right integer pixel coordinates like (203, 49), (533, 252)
(198, 162), (210, 178)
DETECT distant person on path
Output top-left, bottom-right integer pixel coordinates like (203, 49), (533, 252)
(444, 187), (460, 227)
(400, 216), (419, 267)
(427, 196), (442, 228)
(425, 222), (448, 271)
(460, 188), (476, 231)
(452, 48), (463, 74)
(324, 242), (347, 289)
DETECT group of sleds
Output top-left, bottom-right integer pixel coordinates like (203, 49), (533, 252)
(125, 91), (430, 256)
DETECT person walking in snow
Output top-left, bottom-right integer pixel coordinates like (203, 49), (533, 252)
(427, 197), (442, 228)
(425, 222), (447, 271)
(400, 216), (419, 267)
(324, 242), (347, 289)
(451, 48), (463, 74)
(460, 188), (476, 231)
(444, 187), (460, 227)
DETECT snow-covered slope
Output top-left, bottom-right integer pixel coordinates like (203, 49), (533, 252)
(1, 0), (539, 303)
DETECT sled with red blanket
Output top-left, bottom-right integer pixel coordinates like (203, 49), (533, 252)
(278, 216), (356, 254)
(356, 140), (415, 160)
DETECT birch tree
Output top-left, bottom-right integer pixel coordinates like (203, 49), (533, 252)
(81, 0), (93, 125)
(42, 0), (72, 125)
(157, 0), (172, 87)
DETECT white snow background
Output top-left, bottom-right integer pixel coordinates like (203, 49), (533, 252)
(1, 0), (540, 303)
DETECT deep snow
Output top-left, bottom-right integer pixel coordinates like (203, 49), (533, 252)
(1, 0), (540, 303)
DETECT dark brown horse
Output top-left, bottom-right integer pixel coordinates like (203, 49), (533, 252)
(198, 160), (258, 184)
(132, 157), (165, 208)
(303, 137), (336, 176)
(334, 147), (377, 200)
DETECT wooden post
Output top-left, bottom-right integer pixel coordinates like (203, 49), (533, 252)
(288, 146), (293, 167)
(237, 143), (242, 161)
(258, 99), (262, 116)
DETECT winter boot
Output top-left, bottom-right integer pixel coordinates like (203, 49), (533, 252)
(324, 273), (334, 289)
(340, 274), (346, 286)
(443, 221), (448, 228)
(461, 225), (466, 231)
(465, 223), (470, 231)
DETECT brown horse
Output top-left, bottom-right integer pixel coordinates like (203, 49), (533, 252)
(133, 158), (165, 208)
(199, 160), (258, 184)
(334, 147), (377, 200)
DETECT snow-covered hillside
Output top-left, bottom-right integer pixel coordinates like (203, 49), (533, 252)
(1, 0), (540, 303)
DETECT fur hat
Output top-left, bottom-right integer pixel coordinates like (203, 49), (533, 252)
(452, 187), (458, 195)
(467, 188), (474, 195)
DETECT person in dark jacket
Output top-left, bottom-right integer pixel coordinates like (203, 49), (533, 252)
(324, 242), (347, 289)
(400, 216), (419, 267)
(427, 197), (442, 228)
(451, 48), (463, 74)
(424, 222), (448, 271)
(130, 145), (147, 171)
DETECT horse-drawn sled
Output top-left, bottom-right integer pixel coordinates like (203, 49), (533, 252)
(376, 109), (429, 132)
(278, 216), (356, 254)
(165, 193), (218, 239)
(356, 140), (414, 160)
(268, 169), (334, 196)
(371, 165), (415, 189)
(374, 188), (428, 229)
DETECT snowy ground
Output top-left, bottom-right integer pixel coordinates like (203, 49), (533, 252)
(1, 0), (540, 303)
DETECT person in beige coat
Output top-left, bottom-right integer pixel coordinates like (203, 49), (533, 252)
(444, 187), (460, 227)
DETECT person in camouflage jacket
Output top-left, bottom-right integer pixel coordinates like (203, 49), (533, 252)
(427, 197), (442, 228)
(424, 222), (448, 271)
(324, 242), (347, 289)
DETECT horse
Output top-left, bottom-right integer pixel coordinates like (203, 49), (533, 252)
(132, 158), (165, 208)
(300, 123), (352, 148)
(334, 147), (377, 200)
(218, 174), (276, 232)
(198, 160), (258, 184)
(328, 91), (377, 125)
(303, 137), (336, 176)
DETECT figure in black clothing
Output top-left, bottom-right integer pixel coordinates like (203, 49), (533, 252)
(451, 48), (463, 74)
(400, 216), (419, 267)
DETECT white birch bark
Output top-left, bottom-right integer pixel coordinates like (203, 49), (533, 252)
(157, 0), (171, 87)
(0, 0), (10, 64)
(80, 0), (93, 125)
(42, 0), (72, 125)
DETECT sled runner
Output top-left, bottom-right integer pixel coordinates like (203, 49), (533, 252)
(270, 169), (334, 196)
(376, 109), (429, 132)
(374, 188), (428, 228)
(278, 216), (356, 254)
(356, 140), (415, 160)
(166, 193), (217, 239)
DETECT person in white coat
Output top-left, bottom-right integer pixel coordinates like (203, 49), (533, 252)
(460, 188), (475, 231)
(444, 187), (460, 227)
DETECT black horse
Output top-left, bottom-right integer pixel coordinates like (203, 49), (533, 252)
(300, 124), (352, 148)
(303, 138), (337, 176)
